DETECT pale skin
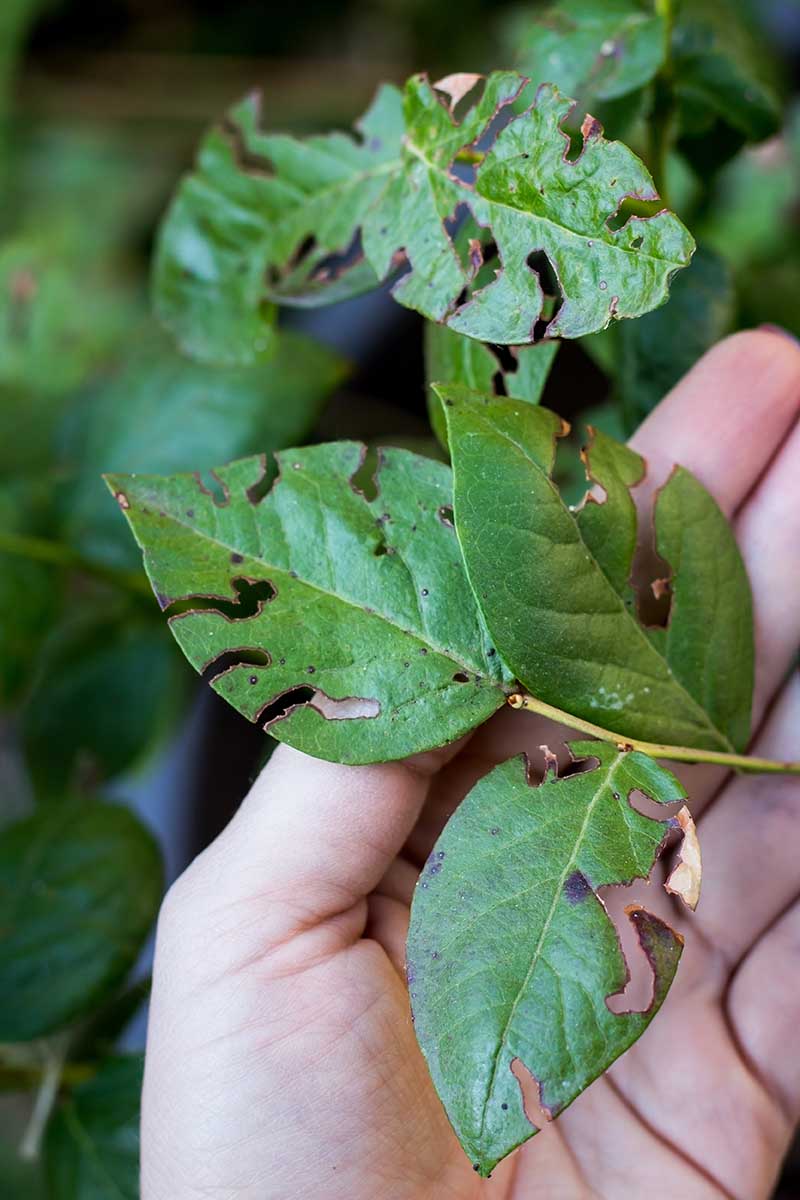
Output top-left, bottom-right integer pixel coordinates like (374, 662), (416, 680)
(142, 329), (800, 1200)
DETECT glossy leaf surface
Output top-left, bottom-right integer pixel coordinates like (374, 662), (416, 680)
(443, 386), (754, 752)
(108, 446), (511, 764)
(407, 743), (685, 1176)
(155, 73), (694, 360)
(0, 802), (162, 1041)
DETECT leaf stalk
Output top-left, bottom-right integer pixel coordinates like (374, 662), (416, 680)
(508, 693), (800, 776)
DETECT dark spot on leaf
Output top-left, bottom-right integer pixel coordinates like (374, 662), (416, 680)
(421, 588), (429, 597)
(489, 827), (500, 836)
(564, 870), (591, 904)
(453, 672), (470, 683)
(437, 851), (445, 860)
(186, 508), (194, 518)
(419, 648), (428, 655)
(631, 235), (643, 249)
(230, 552), (244, 564)
(501, 1103), (508, 1111)
(306, 665), (316, 674)
(249, 675), (258, 684)
(438, 505), (454, 527)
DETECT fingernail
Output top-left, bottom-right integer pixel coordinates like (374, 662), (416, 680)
(759, 323), (800, 347)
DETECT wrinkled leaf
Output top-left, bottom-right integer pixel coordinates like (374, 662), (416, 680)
(407, 742), (686, 1176)
(425, 322), (558, 447)
(62, 327), (347, 571)
(505, 0), (666, 103)
(0, 801), (162, 1041)
(108, 445), (512, 764)
(613, 245), (735, 432)
(21, 612), (182, 795)
(155, 73), (694, 360)
(44, 1055), (142, 1200)
(443, 386), (753, 752)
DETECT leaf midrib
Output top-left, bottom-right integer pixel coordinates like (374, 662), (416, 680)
(465, 414), (734, 754)
(476, 755), (626, 1148)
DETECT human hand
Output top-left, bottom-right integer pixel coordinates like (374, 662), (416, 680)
(141, 328), (800, 1200)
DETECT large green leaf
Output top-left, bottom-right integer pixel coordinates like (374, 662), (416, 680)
(407, 742), (686, 1176)
(0, 801), (162, 1041)
(505, 0), (667, 103)
(44, 1055), (142, 1200)
(155, 73), (694, 361)
(107, 445), (512, 764)
(21, 612), (182, 794)
(442, 386), (754, 752)
(62, 327), (347, 572)
(424, 322), (558, 448)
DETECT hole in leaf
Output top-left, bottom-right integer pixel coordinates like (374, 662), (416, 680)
(201, 647), (271, 683)
(245, 456), (273, 505)
(438, 505), (454, 527)
(606, 197), (663, 232)
(349, 447), (380, 502)
(510, 1058), (551, 1128)
(258, 686), (316, 727)
(194, 469), (229, 506)
(311, 691), (380, 720)
(166, 577), (276, 621)
(526, 250), (564, 338)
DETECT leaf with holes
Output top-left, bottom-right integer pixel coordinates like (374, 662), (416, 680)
(154, 72), (694, 362)
(407, 741), (690, 1177)
(425, 322), (559, 447)
(442, 385), (754, 753)
(106, 445), (514, 764)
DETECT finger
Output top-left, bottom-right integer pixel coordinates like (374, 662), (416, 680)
(630, 328), (800, 516)
(727, 889), (800, 1122)
(175, 738), (461, 959)
(686, 673), (800, 966)
(734, 412), (800, 716)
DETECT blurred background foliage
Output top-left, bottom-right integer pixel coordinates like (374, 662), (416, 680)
(0, 1), (798, 1195)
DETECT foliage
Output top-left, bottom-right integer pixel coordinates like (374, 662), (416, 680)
(2, 0), (799, 1189)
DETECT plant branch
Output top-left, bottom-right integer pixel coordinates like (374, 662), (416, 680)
(0, 529), (153, 598)
(19, 1053), (63, 1161)
(507, 693), (800, 775)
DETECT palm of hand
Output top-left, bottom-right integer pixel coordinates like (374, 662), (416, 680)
(142, 332), (800, 1200)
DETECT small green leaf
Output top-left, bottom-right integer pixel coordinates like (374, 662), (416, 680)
(505, 0), (667, 103)
(0, 801), (162, 1041)
(155, 73), (694, 359)
(407, 742), (685, 1177)
(442, 386), (754, 752)
(44, 1055), (142, 1200)
(108, 445), (512, 764)
(424, 322), (558, 448)
(614, 245), (735, 432)
(62, 327), (347, 572)
(21, 613), (182, 794)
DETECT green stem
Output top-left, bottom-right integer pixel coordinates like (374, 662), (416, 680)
(508, 692), (800, 776)
(0, 529), (152, 598)
(19, 1055), (62, 1161)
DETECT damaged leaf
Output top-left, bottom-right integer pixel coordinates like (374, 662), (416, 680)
(107, 445), (512, 764)
(442, 386), (754, 752)
(155, 72), (694, 361)
(407, 742), (687, 1177)
(425, 323), (558, 448)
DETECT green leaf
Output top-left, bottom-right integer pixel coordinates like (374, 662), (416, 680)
(0, 1136), (46, 1199)
(44, 1055), (142, 1200)
(153, 83), (404, 364)
(442, 386), (754, 752)
(107, 445), (512, 764)
(505, 0), (667, 103)
(21, 612), (182, 794)
(424, 322), (558, 448)
(0, 801), (162, 1041)
(155, 73), (694, 359)
(672, 0), (782, 172)
(407, 742), (685, 1176)
(614, 245), (736, 432)
(62, 327), (347, 571)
